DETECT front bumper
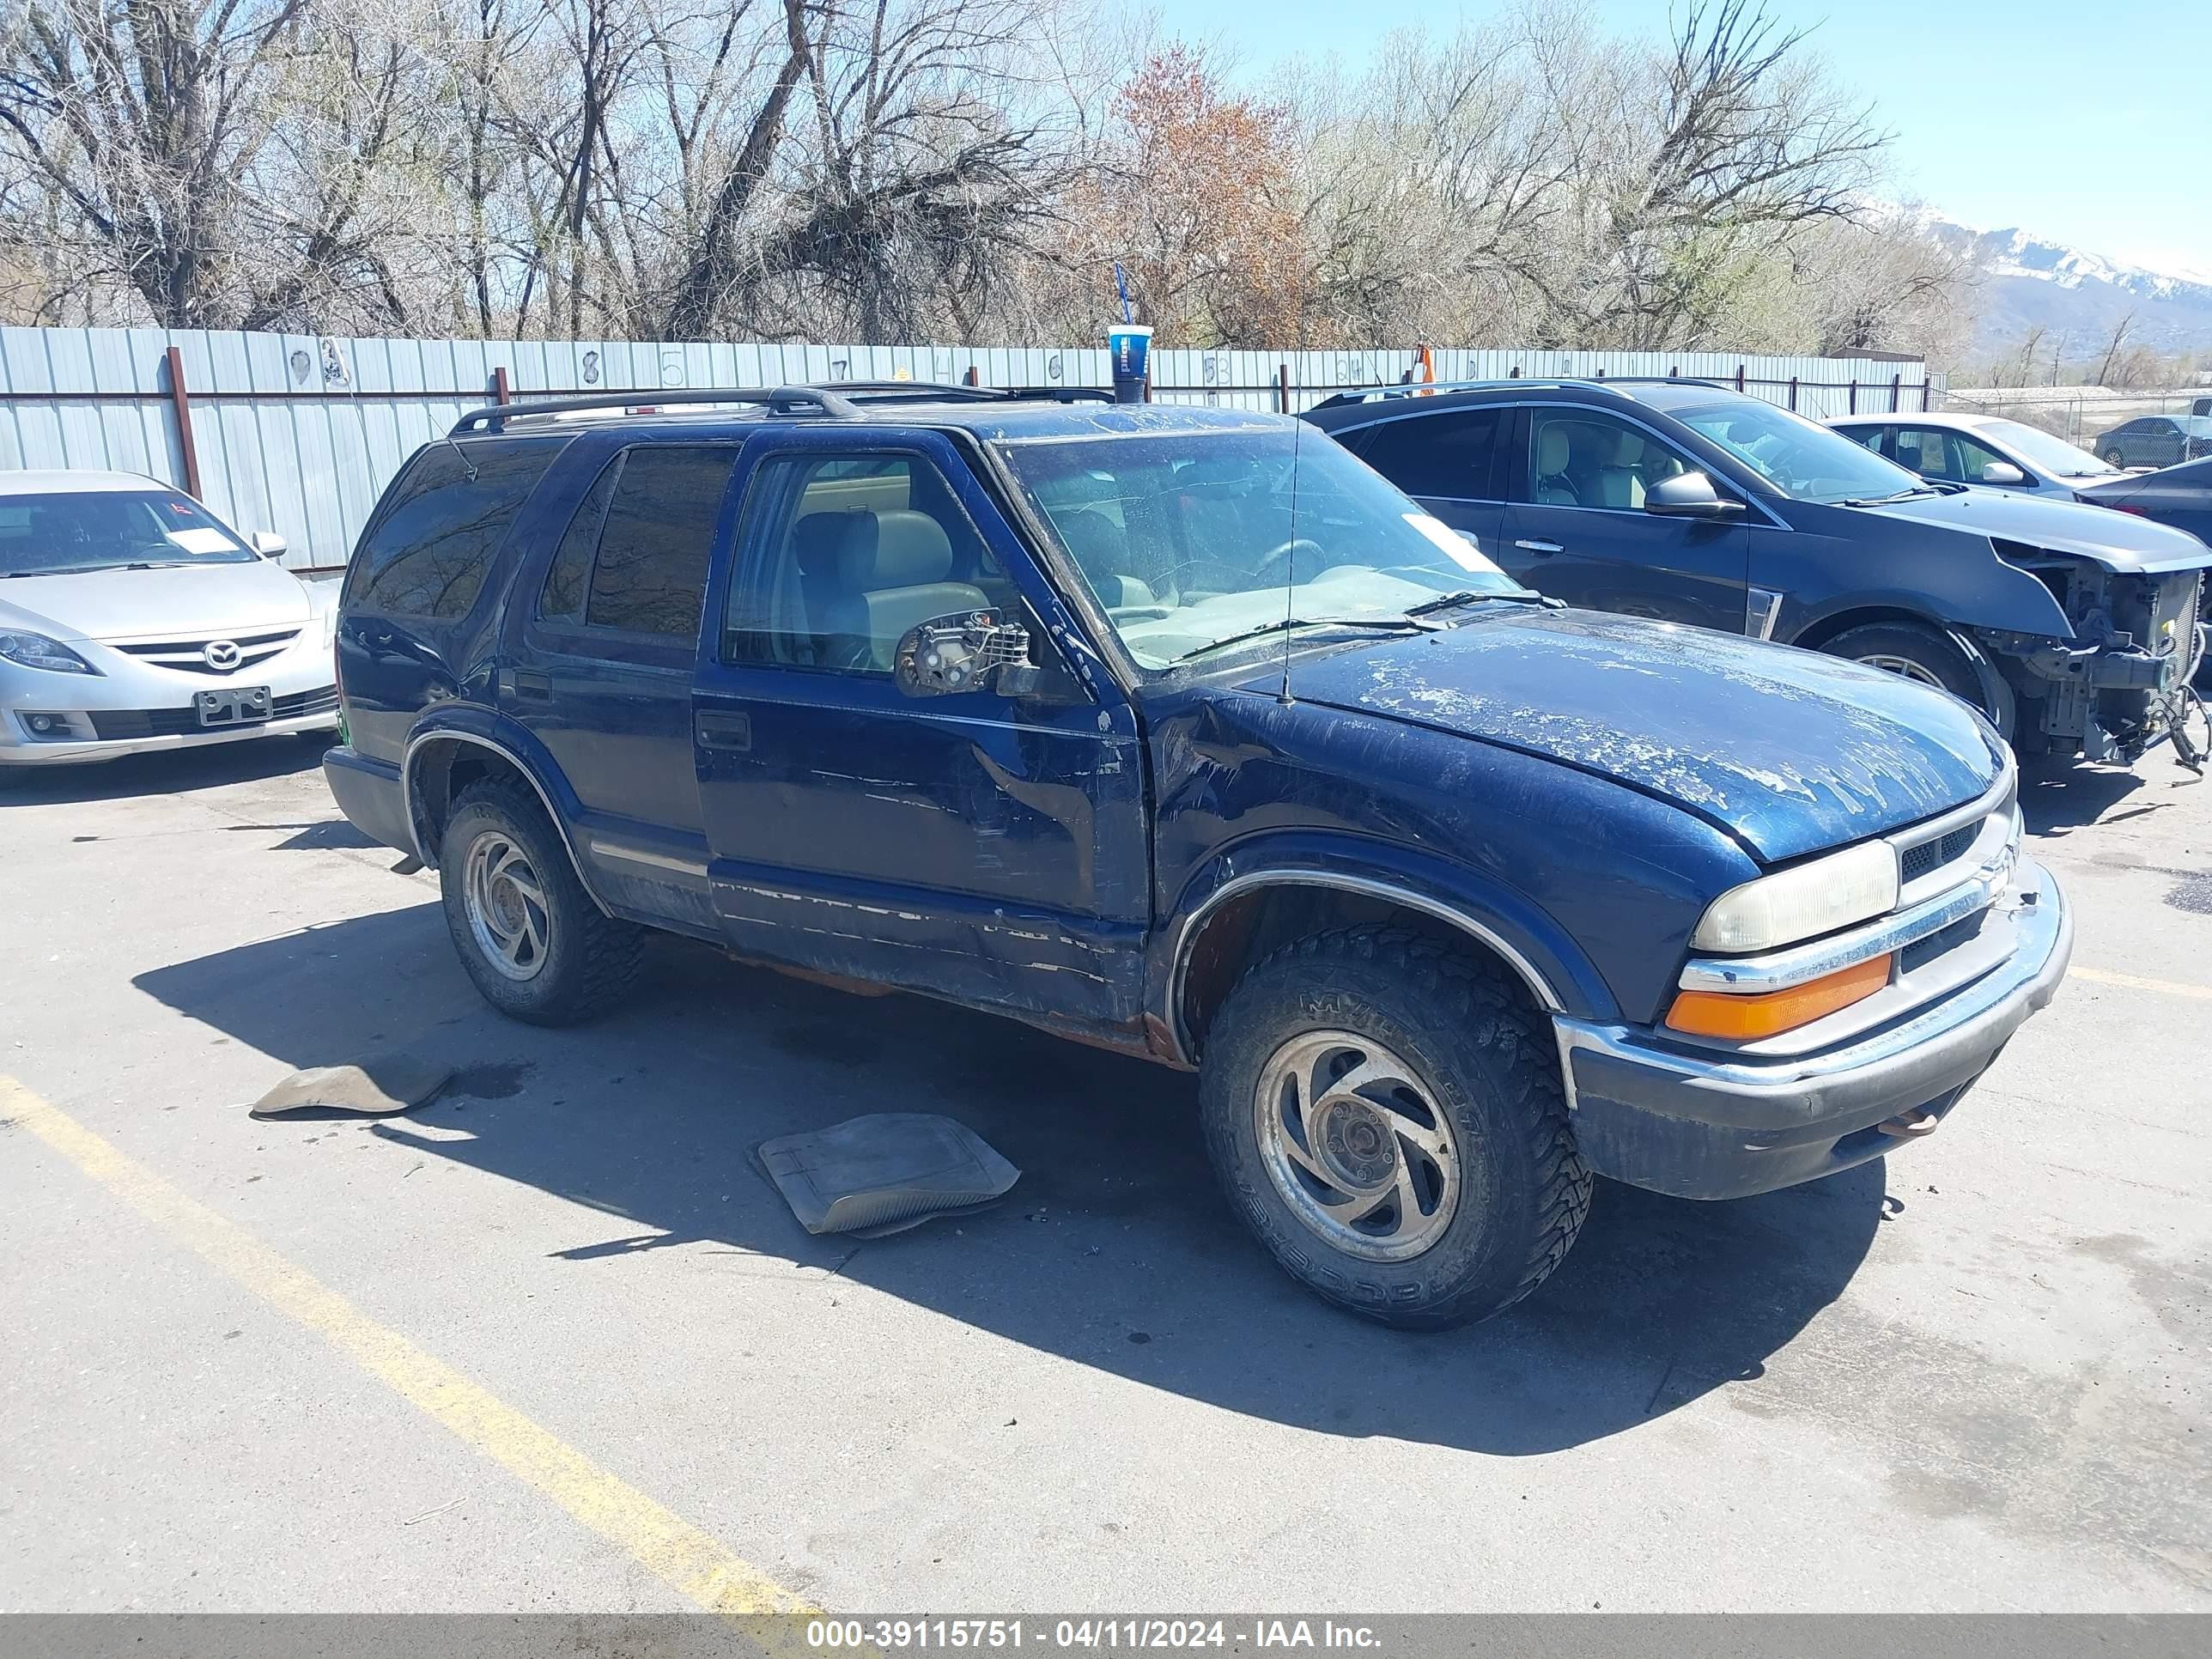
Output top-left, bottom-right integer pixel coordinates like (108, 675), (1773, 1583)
(1, 638), (337, 768)
(1553, 858), (2071, 1199)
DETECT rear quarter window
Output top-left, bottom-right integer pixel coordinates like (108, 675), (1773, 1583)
(343, 438), (563, 617)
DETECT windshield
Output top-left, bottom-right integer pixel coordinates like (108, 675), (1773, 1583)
(996, 428), (1527, 669)
(0, 489), (255, 578)
(1670, 400), (1925, 505)
(1978, 419), (2119, 479)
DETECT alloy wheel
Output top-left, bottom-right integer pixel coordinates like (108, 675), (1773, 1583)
(1252, 1030), (1461, 1261)
(463, 830), (550, 981)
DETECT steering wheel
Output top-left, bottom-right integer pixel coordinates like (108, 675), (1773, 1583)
(1251, 537), (1325, 587)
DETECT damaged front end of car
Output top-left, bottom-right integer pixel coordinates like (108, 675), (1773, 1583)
(1976, 545), (2209, 769)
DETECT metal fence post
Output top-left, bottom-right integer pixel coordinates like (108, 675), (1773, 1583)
(1736, 365), (1746, 393)
(1922, 381), (1932, 411)
(964, 365), (981, 387)
(1277, 363), (1290, 413)
(1848, 379), (1857, 414)
(492, 366), (512, 405)
(1788, 376), (1799, 412)
(1891, 373), (1901, 412)
(163, 345), (203, 501)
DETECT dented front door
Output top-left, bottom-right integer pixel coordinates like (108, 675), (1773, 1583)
(690, 428), (1151, 1024)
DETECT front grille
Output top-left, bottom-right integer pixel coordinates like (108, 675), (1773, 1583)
(88, 686), (337, 740)
(1899, 821), (1980, 884)
(111, 628), (301, 676)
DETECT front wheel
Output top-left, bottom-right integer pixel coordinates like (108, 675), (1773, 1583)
(2104, 449), (2125, 468)
(1821, 619), (1997, 720)
(438, 779), (646, 1024)
(1199, 927), (1591, 1329)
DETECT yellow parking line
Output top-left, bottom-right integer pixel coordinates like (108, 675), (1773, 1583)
(2071, 965), (2212, 1001)
(0, 1075), (814, 1620)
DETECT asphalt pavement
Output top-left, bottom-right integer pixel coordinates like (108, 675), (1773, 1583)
(2, 736), (2207, 1614)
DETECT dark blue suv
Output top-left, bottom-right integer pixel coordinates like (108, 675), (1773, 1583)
(1308, 379), (2209, 767)
(325, 384), (2072, 1328)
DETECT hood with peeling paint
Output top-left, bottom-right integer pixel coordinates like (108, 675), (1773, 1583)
(1861, 487), (2212, 573)
(1275, 608), (2001, 862)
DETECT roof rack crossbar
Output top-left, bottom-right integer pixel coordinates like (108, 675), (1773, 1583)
(448, 380), (1118, 434)
(450, 384), (858, 434)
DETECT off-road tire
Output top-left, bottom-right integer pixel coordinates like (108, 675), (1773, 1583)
(1822, 620), (1987, 711)
(1199, 927), (1591, 1329)
(439, 778), (646, 1025)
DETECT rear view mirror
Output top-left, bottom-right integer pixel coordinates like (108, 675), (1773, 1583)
(1644, 471), (1742, 518)
(251, 530), (288, 559)
(893, 611), (1035, 698)
(1979, 462), (2027, 486)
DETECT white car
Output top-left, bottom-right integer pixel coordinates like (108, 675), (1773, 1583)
(1828, 411), (2130, 501)
(0, 470), (339, 787)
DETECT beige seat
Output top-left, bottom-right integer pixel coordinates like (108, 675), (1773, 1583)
(1534, 426), (1579, 505)
(820, 509), (990, 672)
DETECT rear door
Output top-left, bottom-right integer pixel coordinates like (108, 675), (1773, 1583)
(1499, 404), (1752, 633)
(690, 428), (1151, 1023)
(1340, 406), (1507, 562)
(510, 441), (743, 930)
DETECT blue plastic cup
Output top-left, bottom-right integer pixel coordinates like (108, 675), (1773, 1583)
(1108, 324), (1152, 404)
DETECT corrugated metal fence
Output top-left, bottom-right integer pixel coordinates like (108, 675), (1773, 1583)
(0, 328), (1943, 569)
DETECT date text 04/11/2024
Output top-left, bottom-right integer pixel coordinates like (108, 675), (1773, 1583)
(804, 1620), (1383, 1650)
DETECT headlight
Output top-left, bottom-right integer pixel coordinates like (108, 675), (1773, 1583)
(0, 630), (99, 675)
(1692, 840), (1899, 953)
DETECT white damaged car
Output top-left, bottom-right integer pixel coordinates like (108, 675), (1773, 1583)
(0, 471), (339, 788)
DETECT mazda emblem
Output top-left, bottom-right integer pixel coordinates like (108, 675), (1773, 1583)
(203, 640), (242, 671)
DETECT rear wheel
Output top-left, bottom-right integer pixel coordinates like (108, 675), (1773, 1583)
(1823, 620), (1988, 712)
(438, 779), (646, 1024)
(1199, 927), (1590, 1329)
(2104, 448), (2126, 468)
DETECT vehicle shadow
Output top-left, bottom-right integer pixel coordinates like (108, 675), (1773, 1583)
(133, 902), (1886, 1457)
(2017, 756), (2149, 836)
(0, 732), (335, 806)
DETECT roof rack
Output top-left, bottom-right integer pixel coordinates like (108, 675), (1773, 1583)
(449, 380), (1115, 434)
(1310, 374), (1729, 411)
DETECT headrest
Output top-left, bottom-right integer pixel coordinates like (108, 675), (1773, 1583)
(1536, 427), (1572, 474)
(1613, 428), (1645, 465)
(836, 508), (954, 591)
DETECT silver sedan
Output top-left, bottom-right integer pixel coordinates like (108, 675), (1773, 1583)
(1, 470), (339, 787)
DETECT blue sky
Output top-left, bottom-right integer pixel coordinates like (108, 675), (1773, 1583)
(1167, 0), (2212, 277)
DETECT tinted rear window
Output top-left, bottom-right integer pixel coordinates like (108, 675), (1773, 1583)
(1355, 410), (1504, 499)
(343, 439), (561, 617)
(584, 447), (738, 637)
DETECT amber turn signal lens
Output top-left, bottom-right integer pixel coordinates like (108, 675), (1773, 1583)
(1666, 953), (1894, 1039)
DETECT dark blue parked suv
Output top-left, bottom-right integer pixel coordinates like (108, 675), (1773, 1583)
(1307, 379), (2209, 767)
(325, 384), (2072, 1328)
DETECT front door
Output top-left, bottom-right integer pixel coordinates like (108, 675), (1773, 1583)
(1500, 405), (1751, 633)
(692, 431), (1151, 1024)
(509, 441), (741, 930)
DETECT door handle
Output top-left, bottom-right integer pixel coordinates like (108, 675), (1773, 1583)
(695, 709), (751, 752)
(1513, 539), (1564, 556)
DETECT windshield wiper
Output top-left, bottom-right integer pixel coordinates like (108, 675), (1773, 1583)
(3, 565), (109, 578)
(1840, 483), (1960, 507)
(1405, 588), (1552, 618)
(1176, 615), (1441, 663)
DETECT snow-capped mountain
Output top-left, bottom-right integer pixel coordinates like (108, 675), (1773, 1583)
(1907, 211), (2212, 364)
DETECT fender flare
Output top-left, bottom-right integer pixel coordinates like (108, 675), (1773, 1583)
(1158, 835), (1621, 1063)
(400, 716), (612, 916)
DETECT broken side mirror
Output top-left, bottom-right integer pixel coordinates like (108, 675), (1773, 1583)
(1644, 471), (1744, 518)
(892, 611), (1037, 698)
